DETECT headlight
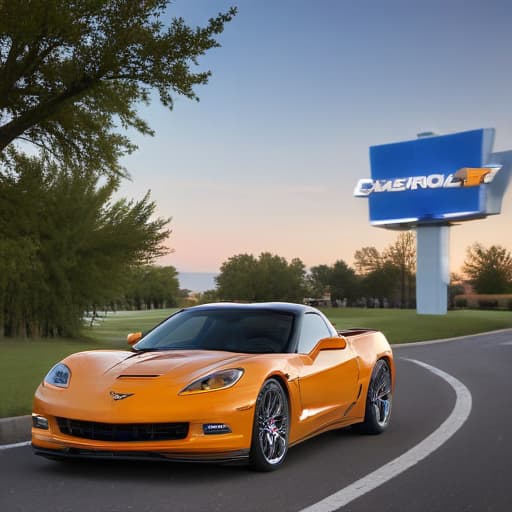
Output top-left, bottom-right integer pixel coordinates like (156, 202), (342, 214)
(180, 368), (244, 395)
(44, 363), (71, 388)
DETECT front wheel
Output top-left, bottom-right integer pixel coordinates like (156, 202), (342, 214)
(249, 378), (289, 471)
(356, 359), (392, 434)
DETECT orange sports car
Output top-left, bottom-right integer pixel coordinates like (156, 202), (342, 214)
(32, 302), (394, 471)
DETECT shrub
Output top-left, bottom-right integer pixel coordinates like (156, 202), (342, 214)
(455, 298), (468, 308)
(477, 299), (499, 309)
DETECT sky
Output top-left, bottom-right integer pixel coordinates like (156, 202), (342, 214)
(118, 0), (512, 275)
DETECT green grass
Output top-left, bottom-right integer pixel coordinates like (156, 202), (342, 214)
(83, 308), (178, 346)
(1, 307), (510, 418)
(0, 338), (101, 418)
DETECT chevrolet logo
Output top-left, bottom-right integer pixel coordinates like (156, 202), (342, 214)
(109, 391), (134, 401)
(452, 166), (500, 187)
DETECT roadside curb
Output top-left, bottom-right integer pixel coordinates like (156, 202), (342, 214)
(0, 415), (31, 445)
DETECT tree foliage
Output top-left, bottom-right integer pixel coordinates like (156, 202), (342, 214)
(330, 260), (360, 303)
(0, 2), (236, 338)
(352, 232), (416, 308)
(360, 261), (401, 306)
(383, 231), (416, 308)
(196, 289), (220, 305)
(122, 265), (180, 310)
(307, 264), (332, 298)
(0, 0), (236, 176)
(0, 155), (170, 337)
(463, 243), (512, 294)
(448, 273), (466, 308)
(216, 253), (306, 303)
(308, 260), (360, 304)
(353, 246), (381, 275)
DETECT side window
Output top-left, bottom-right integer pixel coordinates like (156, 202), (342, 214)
(297, 313), (332, 354)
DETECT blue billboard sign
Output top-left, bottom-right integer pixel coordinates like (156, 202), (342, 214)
(354, 129), (502, 227)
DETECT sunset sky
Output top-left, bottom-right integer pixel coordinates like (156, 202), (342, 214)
(119, 0), (512, 276)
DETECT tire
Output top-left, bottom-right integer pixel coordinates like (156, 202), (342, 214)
(249, 378), (289, 472)
(356, 359), (392, 434)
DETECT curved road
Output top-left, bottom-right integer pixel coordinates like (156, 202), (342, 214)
(1, 330), (511, 511)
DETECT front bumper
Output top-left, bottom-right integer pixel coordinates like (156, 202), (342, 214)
(32, 408), (254, 458)
(32, 381), (257, 460)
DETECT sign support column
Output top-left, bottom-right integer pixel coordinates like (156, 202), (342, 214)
(416, 225), (450, 314)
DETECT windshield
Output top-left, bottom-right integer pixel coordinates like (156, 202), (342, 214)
(134, 308), (296, 354)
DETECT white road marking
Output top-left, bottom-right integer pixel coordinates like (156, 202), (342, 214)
(500, 341), (512, 346)
(0, 441), (31, 451)
(391, 328), (512, 348)
(299, 358), (472, 512)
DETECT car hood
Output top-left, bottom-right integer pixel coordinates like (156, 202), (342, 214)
(39, 349), (263, 423)
(65, 349), (253, 386)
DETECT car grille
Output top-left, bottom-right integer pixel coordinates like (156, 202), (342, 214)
(56, 418), (189, 442)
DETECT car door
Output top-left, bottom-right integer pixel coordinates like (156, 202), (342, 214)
(296, 312), (359, 428)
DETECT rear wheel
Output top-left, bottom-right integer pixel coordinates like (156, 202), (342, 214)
(249, 378), (289, 471)
(356, 359), (392, 434)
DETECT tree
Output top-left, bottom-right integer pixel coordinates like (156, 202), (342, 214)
(352, 232), (416, 308)
(329, 260), (360, 304)
(354, 246), (381, 275)
(448, 273), (466, 308)
(0, 154), (170, 337)
(360, 262), (401, 307)
(0, 1), (236, 176)
(216, 253), (307, 303)
(198, 289), (220, 305)
(216, 254), (258, 302)
(463, 243), (512, 293)
(123, 265), (179, 310)
(307, 264), (332, 298)
(383, 231), (416, 308)
(308, 261), (360, 305)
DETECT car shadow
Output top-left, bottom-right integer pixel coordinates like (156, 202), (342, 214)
(34, 427), (361, 483)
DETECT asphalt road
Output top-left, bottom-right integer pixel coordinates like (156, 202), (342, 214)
(1, 330), (511, 512)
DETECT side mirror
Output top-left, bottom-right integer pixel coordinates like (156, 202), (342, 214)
(309, 336), (347, 360)
(127, 332), (142, 346)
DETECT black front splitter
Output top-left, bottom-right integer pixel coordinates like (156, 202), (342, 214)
(32, 444), (249, 464)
